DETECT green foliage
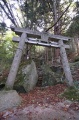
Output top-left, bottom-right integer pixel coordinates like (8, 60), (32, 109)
(0, 0), (74, 33)
(67, 15), (79, 36)
(76, 1), (79, 14)
(73, 56), (79, 62)
(66, 1), (79, 36)
(21, 0), (72, 32)
(40, 65), (57, 87)
(74, 81), (79, 89)
(0, 31), (17, 70)
(62, 87), (79, 101)
(0, 22), (7, 32)
(0, 31), (17, 88)
(23, 0), (54, 29)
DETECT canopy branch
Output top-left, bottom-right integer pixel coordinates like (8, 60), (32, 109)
(45, 2), (72, 32)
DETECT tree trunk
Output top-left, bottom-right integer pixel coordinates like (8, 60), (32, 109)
(59, 40), (73, 86)
(53, 0), (58, 34)
(5, 33), (26, 89)
(53, 0), (60, 64)
(74, 36), (79, 55)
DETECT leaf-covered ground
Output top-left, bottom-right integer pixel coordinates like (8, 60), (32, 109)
(20, 84), (66, 107)
(0, 84), (79, 120)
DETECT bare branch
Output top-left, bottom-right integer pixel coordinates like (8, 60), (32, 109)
(8, 0), (19, 26)
(45, 2), (72, 32)
(0, 3), (16, 26)
(2, 0), (17, 26)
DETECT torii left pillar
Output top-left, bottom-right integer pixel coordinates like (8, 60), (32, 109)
(5, 33), (26, 89)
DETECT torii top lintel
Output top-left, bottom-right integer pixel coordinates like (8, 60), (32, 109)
(11, 26), (71, 42)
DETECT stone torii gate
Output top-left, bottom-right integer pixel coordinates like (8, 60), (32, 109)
(5, 27), (73, 89)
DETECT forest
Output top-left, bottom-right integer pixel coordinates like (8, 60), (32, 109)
(0, 0), (79, 120)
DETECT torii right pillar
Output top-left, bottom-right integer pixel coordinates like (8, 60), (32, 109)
(59, 40), (74, 86)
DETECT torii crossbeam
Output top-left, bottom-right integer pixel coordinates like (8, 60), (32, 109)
(5, 27), (73, 89)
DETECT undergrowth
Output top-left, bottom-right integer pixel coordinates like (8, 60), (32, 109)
(62, 86), (79, 101)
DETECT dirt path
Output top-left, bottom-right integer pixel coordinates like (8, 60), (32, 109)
(1, 101), (79, 120)
(0, 84), (79, 120)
